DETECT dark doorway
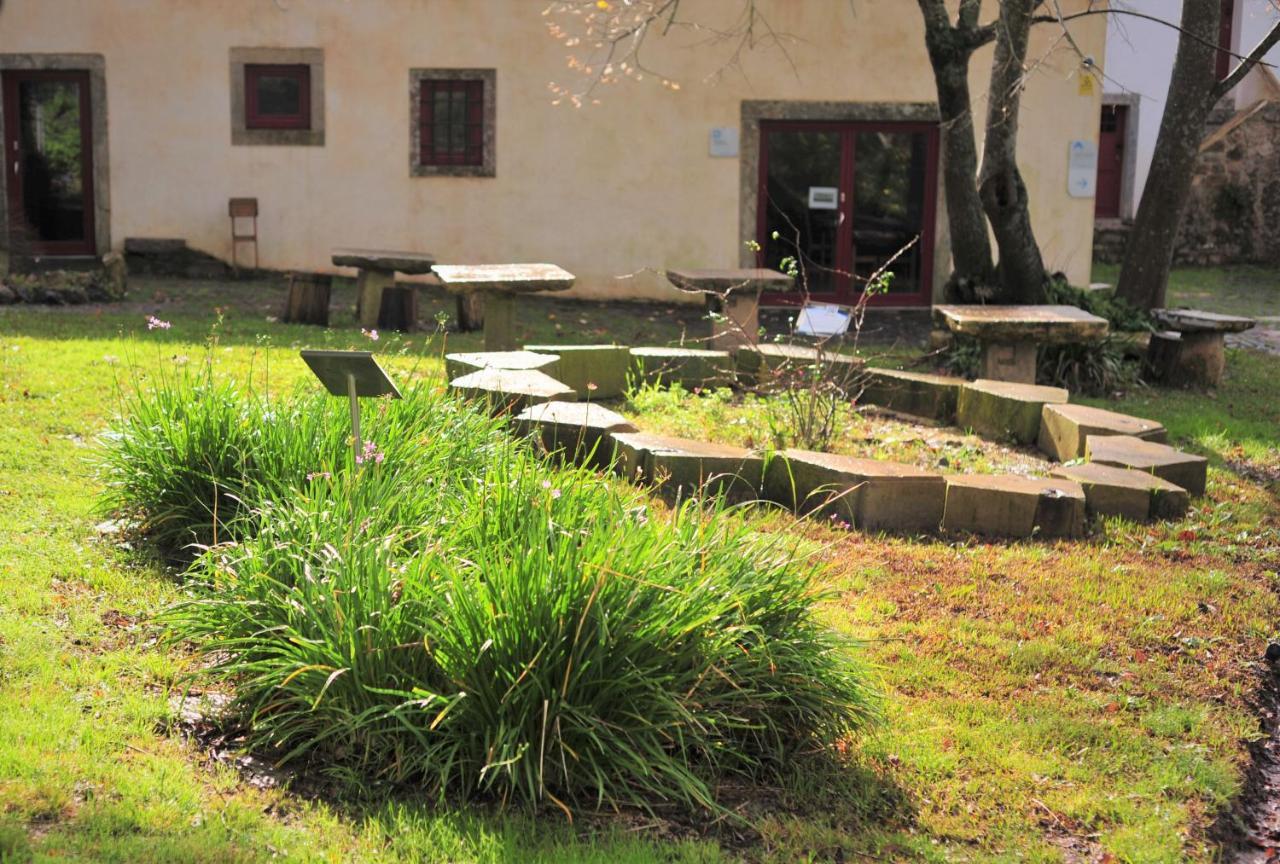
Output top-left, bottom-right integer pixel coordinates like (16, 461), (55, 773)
(756, 121), (938, 307)
(3, 69), (95, 256)
(1096, 104), (1128, 219)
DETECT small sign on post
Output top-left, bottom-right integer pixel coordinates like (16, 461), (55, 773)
(300, 350), (401, 466)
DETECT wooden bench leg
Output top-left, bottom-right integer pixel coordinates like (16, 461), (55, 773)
(282, 274), (331, 326)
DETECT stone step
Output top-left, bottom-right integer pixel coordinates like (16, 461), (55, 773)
(448, 368), (576, 416)
(1084, 435), (1208, 496)
(957, 379), (1069, 445)
(445, 350), (561, 382)
(610, 432), (762, 501)
(942, 474), (1086, 539)
(1037, 403), (1166, 462)
(860, 368), (965, 423)
(513, 401), (638, 469)
(629, 347), (735, 391)
(1049, 463), (1189, 522)
(524, 344), (631, 398)
(763, 449), (945, 533)
(734, 343), (864, 389)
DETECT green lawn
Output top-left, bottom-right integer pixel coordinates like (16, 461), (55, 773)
(1, 274), (1278, 862)
(1092, 263), (1280, 321)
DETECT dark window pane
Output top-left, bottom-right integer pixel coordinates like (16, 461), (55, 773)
(852, 131), (927, 294)
(18, 79), (86, 244)
(255, 75), (301, 116)
(761, 129), (843, 296)
(420, 79), (485, 166)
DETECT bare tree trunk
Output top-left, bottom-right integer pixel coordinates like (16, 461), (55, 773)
(917, 0), (996, 289)
(1115, 1), (1280, 310)
(979, 0), (1046, 303)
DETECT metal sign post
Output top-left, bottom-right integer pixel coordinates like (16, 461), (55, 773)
(300, 350), (401, 466)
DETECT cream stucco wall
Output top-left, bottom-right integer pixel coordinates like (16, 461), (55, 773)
(0, 0), (1106, 301)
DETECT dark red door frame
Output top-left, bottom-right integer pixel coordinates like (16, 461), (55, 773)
(756, 119), (939, 307)
(2, 68), (96, 257)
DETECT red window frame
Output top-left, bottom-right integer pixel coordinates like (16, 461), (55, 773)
(245, 64), (311, 130)
(418, 79), (485, 167)
(1215, 0), (1235, 81)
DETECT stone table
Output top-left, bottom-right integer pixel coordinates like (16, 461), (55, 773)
(331, 248), (437, 330)
(1148, 308), (1257, 387)
(665, 269), (793, 350)
(934, 304), (1109, 384)
(433, 264), (575, 351)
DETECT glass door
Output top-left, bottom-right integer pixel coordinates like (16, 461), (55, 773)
(757, 121), (937, 306)
(3, 70), (95, 256)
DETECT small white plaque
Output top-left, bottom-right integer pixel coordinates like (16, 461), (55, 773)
(1067, 139), (1097, 198)
(709, 126), (739, 158)
(808, 186), (839, 210)
(795, 303), (851, 338)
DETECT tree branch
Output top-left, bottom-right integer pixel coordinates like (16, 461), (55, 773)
(1213, 21), (1280, 100)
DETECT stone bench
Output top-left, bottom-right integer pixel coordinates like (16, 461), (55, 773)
(1050, 462), (1189, 522)
(331, 248), (437, 331)
(434, 263), (575, 351)
(1147, 308), (1256, 388)
(1084, 434), (1208, 497)
(859, 368), (965, 423)
(629, 347), (735, 391)
(664, 268), (793, 350)
(610, 432), (762, 502)
(956, 380), (1068, 445)
(524, 344), (631, 398)
(444, 350), (560, 382)
(1036, 403), (1166, 462)
(514, 401), (637, 469)
(941, 475), (1086, 539)
(448, 367), (576, 416)
(934, 304), (1108, 384)
(763, 449), (945, 533)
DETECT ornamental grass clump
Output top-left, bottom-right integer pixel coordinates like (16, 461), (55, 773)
(106, 372), (877, 812)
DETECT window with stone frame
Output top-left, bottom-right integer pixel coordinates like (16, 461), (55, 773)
(410, 69), (495, 177)
(245, 64), (311, 130)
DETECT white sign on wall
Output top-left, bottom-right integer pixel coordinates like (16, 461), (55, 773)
(808, 186), (839, 210)
(709, 126), (739, 157)
(1067, 139), (1098, 198)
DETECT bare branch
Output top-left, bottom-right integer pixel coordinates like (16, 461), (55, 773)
(1213, 21), (1280, 100)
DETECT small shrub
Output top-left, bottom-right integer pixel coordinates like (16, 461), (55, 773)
(109, 374), (877, 812)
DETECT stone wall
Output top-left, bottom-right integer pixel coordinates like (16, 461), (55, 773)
(1176, 100), (1280, 266)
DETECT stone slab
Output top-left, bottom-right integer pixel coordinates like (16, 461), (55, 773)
(445, 350), (561, 382)
(514, 401), (638, 469)
(957, 379), (1069, 445)
(331, 248), (437, 274)
(859, 368), (965, 422)
(735, 343), (864, 388)
(1050, 463), (1189, 522)
(1153, 308), (1256, 334)
(524, 344), (631, 398)
(763, 449), (945, 533)
(934, 304), (1109, 343)
(432, 263), (575, 295)
(448, 368), (577, 416)
(665, 268), (793, 293)
(629, 347), (735, 390)
(1037, 403), (1167, 462)
(941, 475), (1086, 539)
(610, 432), (763, 502)
(1084, 435), (1208, 496)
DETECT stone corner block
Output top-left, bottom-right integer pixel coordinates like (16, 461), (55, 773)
(1049, 462), (1189, 522)
(957, 379), (1068, 445)
(859, 368), (965, 423)
(941, 474), (1086, 539)
(629, 347), (735, 391)
(610, 431), (762, 501)
(1084, 435), (1208, 497)
(524, 344), (632, 399)
(448, 368), (577, 416)
(1036, 403), (1167, 462)
(513, 401), (638, 469)
(444, 351), (561, 383)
